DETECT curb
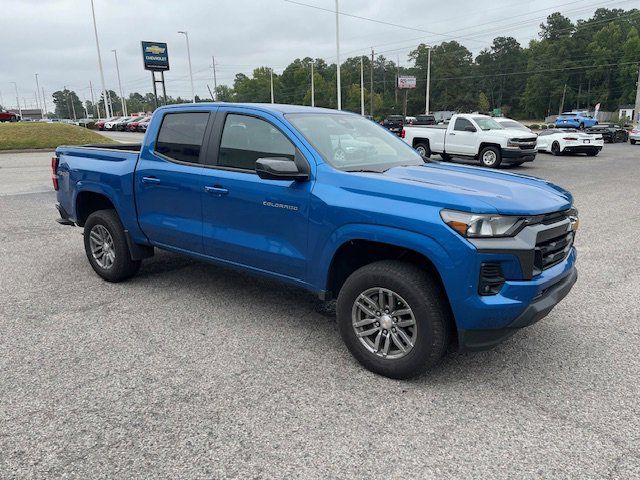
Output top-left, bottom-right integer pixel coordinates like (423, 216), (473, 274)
(0, 148), (55, 154)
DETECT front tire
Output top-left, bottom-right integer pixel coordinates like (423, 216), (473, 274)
(10, 115), (17, 122)
(586, 148), (599, 157)
(631, 139), (636, 145)
(440, 152), (451, 161)
(479, 146), (502, 168)
(337, 260), (451, 379)
(83, 209), (141, 282)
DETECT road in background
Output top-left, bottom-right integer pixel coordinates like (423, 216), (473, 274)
(1, 145), (639, 477)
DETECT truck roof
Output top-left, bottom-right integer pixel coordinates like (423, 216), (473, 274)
(154, 102), (346, 116)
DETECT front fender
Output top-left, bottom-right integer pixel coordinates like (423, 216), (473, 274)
(313, 222), (459, 296)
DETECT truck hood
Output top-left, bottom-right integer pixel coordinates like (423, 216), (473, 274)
(380, 162), (572, 215)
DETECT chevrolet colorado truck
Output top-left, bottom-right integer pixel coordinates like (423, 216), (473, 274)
(401, 113), (538, 168)
(54, 103), (578, 379)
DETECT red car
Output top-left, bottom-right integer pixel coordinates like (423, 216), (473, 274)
(95, 117), (118, 130)
(127, 116), (151, 132)
(0, 110), (20, 122)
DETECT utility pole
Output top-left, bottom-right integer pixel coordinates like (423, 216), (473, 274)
(634, 63), (640, 123)
(178, 31), (195, 103)
(11, 82), (21, 118)
(35, 74), (44, 119)
(270, 68), (275, 103)
(112, 50), (127, 116)
(90, 0), (111, 118)
(395, 54), (399, 104)
(335, 0), (341, 110)
(34, 91), (40, 114)
(211, 56), (218, 101)
(360, 56), (365, 116)
(89, 81), (98, 119)
(370, 49), (374, 118)
(559, 82), (567, 115)
(310, 60), (315, 107)
(41, 87), (48, 118)
(425, 46), (431, 114)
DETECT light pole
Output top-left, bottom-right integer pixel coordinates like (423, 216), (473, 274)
(270, 68), (275, 103)
(211, 56), (218, 101)
(310, 60), (315, 107)
(35, 74), (44, 119)
(178, 31), (195, 103)
(335, 0), (341, 110)
(41, 87), (48, 118)
(90, 0), (111, 118)
(360, 56), (365, 115)
(425, 45), (431, 114)
(112, 49), (127, 115)
(10, 82), (21, 118)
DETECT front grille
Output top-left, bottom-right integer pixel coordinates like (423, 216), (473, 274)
(534, 231), (574, 272)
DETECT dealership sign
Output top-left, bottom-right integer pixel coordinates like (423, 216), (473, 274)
(397, 76), (416, 89)
(141, 41), (170, 71)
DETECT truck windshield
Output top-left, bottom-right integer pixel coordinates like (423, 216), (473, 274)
(286, 113), (423, 172)
(473, 117), (504, 131)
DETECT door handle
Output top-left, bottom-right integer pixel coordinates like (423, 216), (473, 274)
(142, 176), (161, 184)
(205, 185), (229, 195)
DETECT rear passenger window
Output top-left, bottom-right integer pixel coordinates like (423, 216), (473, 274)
(218, 114), (295, 171)
(156, 112), (209, 164)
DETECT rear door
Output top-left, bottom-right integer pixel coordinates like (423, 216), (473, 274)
(200, 108), (313, 280)
(135, 110), (214, 253)
(446, 117), (478, 156)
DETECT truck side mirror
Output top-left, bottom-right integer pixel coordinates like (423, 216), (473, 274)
(256, 157), (309, 181)
(464, 125), (477, 132)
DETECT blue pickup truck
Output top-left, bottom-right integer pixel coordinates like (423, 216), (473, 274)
(53, 103), (578, 378)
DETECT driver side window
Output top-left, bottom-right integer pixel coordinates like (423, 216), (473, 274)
(218, 114), (295, 171)
(454, 118), (474, 132)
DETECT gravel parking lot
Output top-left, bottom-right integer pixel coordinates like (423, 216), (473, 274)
(1, 144), (639, 478)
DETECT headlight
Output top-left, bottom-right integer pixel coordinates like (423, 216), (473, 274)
(440, 209), (526, 238)
(506, 139), (520, 148)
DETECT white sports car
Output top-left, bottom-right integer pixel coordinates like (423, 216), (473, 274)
(536, 129), (603, 156)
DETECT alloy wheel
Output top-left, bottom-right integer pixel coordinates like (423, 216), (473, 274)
(89, 224), (115, 269)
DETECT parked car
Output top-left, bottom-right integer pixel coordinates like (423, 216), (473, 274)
(536, 129), (603, 156)
(413, 114), (436, 126)
(137, 117), (152, 132)
(381, 115), (404, 135)
(128, 116), (151, 132)
(405, 116), (417, 125)
(97, 117), (119, 130)
(104, 117), (127, 130)
(493, 117), (534, 134)
(119, 116), (146, 131)
(629, 125), (639, 145)
(0, 110), (20, 122)
(401, 113), (537, 168)
(554, 112), (597, 129)
(585, 123), (629, 143)
(53, 103), (578, 379)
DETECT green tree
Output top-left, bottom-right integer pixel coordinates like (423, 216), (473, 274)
(52, 89), (84, 119)
(478, 92), (490, 112)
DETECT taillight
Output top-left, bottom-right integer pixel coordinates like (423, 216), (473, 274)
(51, 156), (59, 191)
(563, 137), (578, 141)
(401, 128), (406, 138)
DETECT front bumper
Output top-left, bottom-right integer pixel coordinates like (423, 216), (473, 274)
(502, 148), (537, 163)
(458, 266), (577, 350)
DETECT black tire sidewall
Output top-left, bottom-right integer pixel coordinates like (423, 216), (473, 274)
(83, 209), (140, 282)
(337, 261), (450, 379)
(415, 142), (430, 158)
(551, 142), (561, 156)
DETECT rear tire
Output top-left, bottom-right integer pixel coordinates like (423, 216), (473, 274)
(586, 149), (599, 157)
(440, 153), (451, 161)
(479, 146), (502, 168)
(414, 142), (431, 158)
(579, 123), (585, 130)
(551, 141), (562, 156)
(631, 139), (636, 145)
(337, 260), (451, 379)
(83, 209), (141, 282)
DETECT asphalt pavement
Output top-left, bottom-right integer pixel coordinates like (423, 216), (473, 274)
(1, 144), (639, 478)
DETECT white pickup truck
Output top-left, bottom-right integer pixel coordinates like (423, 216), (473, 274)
(401, 114), (537, 168)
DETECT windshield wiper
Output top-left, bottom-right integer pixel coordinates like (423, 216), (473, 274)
(345, 169), (386, 173)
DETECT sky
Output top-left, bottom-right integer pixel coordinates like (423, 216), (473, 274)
(0, 0), (633, 111)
